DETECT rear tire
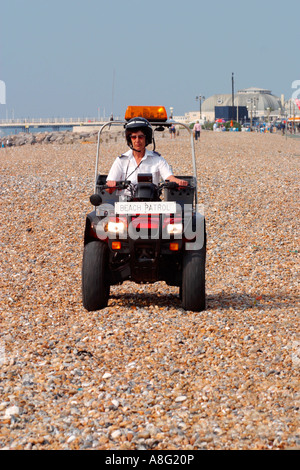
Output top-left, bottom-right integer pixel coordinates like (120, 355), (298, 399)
(82, 241), (110, 311)
(182, 248), (206, 311)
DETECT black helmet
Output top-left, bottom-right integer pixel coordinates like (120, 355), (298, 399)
(125, 117), (153, 147)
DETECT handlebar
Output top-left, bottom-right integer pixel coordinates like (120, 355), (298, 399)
(98, 181), (132, 191)
(161, 180), (194, 190)
(98, 180), (193, 192)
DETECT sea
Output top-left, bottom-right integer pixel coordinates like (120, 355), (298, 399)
(0, 125), (73, 138)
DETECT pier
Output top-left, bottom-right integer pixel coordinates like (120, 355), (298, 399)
(0, 117), (120, 135)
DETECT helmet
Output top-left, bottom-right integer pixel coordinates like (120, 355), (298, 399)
(125, 117), (153, 147)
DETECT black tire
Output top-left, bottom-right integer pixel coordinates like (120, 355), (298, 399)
(82, 241), (110, 311)
(181, 248), (206, 311)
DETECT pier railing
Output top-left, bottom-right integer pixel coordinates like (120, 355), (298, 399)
(0, 116), (121, 126)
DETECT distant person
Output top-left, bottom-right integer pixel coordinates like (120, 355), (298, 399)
(169, 123), (176, 139)
(193, 121), (202, 140)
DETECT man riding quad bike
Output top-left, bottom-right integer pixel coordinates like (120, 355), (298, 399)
(82, 106), (206, 311)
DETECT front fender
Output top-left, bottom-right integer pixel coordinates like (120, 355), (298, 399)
(84, 211), (99, 245)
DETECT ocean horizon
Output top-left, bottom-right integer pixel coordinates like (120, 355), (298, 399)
(0, 125), (73, 138)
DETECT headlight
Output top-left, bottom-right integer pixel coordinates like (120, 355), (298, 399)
(167, 223), (183, 235)
(107, 221), (126, 234)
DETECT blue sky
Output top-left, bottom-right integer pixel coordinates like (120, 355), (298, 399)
(0, 0), (299, 119)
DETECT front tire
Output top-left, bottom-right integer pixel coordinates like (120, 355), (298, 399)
(82, 241), (110, 311)
(181, 248), (206, 311)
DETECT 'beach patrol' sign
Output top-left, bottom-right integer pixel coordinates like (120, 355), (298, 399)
(115, 201), (177, 215)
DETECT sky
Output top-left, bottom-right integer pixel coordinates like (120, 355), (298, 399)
(0, 0), (299, 120)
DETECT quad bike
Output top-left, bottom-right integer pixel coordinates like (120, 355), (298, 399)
(82, 106), (206, 311)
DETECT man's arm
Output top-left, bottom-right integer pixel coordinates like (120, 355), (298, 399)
(157, 157), (188, 186)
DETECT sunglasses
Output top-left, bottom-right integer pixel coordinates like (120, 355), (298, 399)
(130, 134), (145, 140)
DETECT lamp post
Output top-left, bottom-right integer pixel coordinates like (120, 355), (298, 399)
(253, 96), (258, 124)
(248, 105), (253, 130)
(232, 72), (235, 121)
(196, 95), (205, 121)
(247, 97), (259, 130)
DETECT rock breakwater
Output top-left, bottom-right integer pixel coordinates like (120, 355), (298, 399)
(0, 129), (125, 147)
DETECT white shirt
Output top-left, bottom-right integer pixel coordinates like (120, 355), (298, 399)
(107, 149), (173, 185)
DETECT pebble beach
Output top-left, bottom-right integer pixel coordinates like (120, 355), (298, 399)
(0, 129), (299, 450)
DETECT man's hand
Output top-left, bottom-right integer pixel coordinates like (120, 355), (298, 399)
(167, 175), (188, 186)
(106, 180), (116, 187)
(106, 180), (117, 193)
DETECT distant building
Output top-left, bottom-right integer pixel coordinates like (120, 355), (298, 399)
(173, 86), (299, 124)
(284, 98), (300, 119)
(201, 87), (283, 122)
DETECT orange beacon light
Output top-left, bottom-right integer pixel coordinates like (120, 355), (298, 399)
(125, 106), (168, 122)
